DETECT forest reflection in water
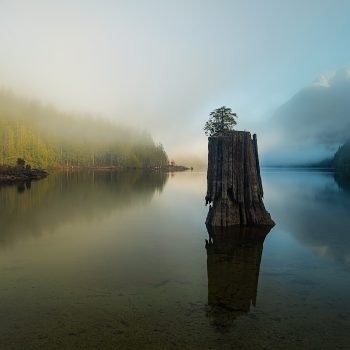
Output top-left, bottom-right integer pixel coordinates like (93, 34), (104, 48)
(0, 170), (168, 248)
(205, 225), (272, 331)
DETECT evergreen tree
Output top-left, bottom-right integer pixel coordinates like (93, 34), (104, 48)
(204, 106), (237, 136)
(0, 90), (169, 168)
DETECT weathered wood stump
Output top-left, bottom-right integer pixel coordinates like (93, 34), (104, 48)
(205, 131), (274, 226)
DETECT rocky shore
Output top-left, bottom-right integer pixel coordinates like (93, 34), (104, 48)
(0, 165), (48, 185)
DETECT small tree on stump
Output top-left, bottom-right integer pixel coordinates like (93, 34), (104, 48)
(204, 106), (237, 136)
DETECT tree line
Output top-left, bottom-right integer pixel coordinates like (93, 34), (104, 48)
(334, 140), (350, 174)
(0, 90), (168, 169)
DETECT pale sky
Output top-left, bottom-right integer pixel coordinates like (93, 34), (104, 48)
(0, 0), (349, 159)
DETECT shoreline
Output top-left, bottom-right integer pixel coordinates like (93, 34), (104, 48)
(0, 163), (192, 186)
(49, 165), (191, 172)
(0, 165), (49, 185)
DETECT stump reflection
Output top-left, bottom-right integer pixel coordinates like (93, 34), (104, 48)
(205, 225), (272, 331)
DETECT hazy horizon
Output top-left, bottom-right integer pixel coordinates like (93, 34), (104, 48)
(1, 0), (350, 164)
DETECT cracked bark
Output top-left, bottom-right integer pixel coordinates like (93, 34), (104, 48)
(205, 131), (274, 226)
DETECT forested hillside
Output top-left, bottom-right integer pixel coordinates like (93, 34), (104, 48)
(334, 140), (350, 174)
(0, 90), (168, 168)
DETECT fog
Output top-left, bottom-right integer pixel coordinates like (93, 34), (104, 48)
(261, 68), (350, 165)
(1, 0), (350, 164)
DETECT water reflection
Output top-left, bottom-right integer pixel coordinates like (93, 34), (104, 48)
(0, 171), (349, 349)
(263, 170), (350, 267)
(205, 225), (272, 331)
(0, 170), (168, 248)
(334, 171), (350, 193)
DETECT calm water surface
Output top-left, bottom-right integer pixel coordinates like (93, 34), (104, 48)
(0, 170), (349, 349)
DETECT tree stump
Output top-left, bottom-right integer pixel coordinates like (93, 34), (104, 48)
(205, 131), (274, 226)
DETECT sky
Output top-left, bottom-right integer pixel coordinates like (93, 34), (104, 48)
(0, 0), (349, 161)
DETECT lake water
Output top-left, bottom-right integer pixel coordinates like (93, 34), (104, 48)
(0, 170), (349, 349)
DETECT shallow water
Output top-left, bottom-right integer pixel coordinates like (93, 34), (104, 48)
(0, 170), (349, 349)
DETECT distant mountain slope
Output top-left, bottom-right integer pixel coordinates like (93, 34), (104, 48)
(0, 90), (168, 168)
(261, 68), (350, 166)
